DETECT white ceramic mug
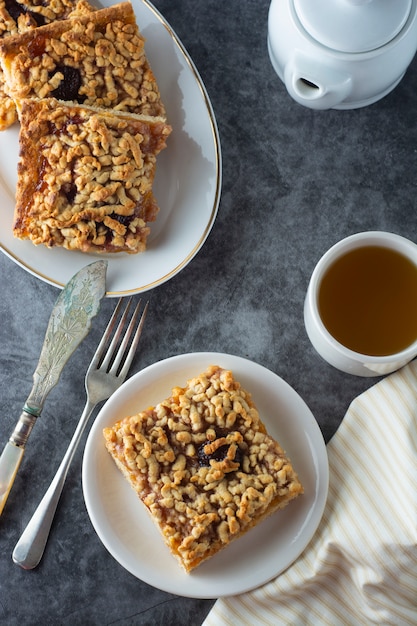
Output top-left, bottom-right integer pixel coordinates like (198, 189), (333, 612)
(304, 232), (417, 376)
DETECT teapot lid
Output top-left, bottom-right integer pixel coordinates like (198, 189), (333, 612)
(294, 0), (412, 53)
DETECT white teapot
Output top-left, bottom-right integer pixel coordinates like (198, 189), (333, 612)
(268, 0), (417, 109)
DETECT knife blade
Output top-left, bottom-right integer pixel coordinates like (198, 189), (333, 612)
(0, 260), (107, 515)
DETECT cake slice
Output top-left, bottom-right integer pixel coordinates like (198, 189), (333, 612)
(0, 1), (166, 120)
(0, 0), (94, 130)
(14, 98), (171, 253)
(103, 365), (303, 573)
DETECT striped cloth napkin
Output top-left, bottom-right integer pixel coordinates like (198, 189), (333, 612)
(203, 360), (417, 626)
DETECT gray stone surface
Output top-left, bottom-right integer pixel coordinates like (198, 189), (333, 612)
(1, 0), (417, 624)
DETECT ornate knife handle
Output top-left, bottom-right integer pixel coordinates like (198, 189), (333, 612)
(0, 408), (39, 515)
(0, 260), (107, 517)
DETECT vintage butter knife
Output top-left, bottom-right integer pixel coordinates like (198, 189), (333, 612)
(0, 260), (107, 515)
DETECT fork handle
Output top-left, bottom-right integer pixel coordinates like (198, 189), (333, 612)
(12, 401), (96, 569)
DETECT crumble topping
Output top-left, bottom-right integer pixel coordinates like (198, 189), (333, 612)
(0, 0), (94, 129)
(15, 98), (171, 253)
(1, 1), (170, 255)
(103, 365), (303, 572)
(0, 2), (166, 120)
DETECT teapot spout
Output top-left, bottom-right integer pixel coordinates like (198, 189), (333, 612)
(284, 54), (352, 110)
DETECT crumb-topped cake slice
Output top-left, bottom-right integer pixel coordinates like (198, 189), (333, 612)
(103, 365), (303, 573)
(14, 98), (171, 253)
(0, 1), (166, 120)
(0, 0), (94, 130)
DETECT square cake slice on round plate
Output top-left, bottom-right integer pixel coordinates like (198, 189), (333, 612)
(103, 365), (304, 573)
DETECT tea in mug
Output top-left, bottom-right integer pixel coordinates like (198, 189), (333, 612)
(318, 245), (417, 356)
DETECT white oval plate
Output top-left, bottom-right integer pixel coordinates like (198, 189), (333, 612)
(82, 352), (329, 598)
(0, 0), (221, 296)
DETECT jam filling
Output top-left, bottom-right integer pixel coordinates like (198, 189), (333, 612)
(4, 0), (46, 26)
(27, 34), (46, 58)
(61, 181), (77, 204)
(110, 213), (135, 228)
(50, 65), (84, 102)
(197, 437), (243, 469)
(46, 114), (84, 136)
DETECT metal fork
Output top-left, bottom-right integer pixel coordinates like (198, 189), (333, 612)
(12, 297), (148, 570)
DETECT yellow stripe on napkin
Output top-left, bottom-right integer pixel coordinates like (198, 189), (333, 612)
(203, 361), (417, 626)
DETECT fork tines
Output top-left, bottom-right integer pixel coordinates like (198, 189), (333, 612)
(95, 298), (148, 377)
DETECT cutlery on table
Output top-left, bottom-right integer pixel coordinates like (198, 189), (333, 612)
(0, 260), (107, 515)
(13, 297), (148, 570)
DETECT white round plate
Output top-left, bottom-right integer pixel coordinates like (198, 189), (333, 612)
(82, 352), (329, 598)
(0, 0), (221, 296)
